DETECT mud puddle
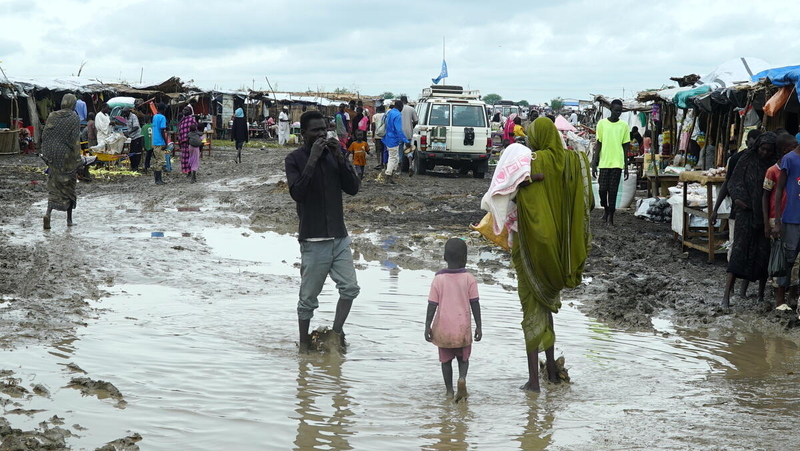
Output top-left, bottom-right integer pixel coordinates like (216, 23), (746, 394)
(2, 228), (800, 449)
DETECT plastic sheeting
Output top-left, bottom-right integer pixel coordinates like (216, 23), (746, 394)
(673, 86), (711, 109)
(699, 57), (772, 89)
(554, 115), (576, 131)
(751, 64), (800, 103)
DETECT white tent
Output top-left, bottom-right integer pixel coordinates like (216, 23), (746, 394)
(697, 57), (772, 89)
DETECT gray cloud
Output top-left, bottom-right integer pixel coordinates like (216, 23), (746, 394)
(2, 0), (799, 103)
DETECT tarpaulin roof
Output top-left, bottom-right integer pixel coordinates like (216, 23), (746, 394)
(751, 65), (800, 103)
(673, 85), (711, 109)
(1, 76), (113, 97)
(268, 92), (341, 106)
(698, 57), (772, 89)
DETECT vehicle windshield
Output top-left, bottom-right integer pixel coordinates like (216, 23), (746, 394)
(428, 104), (450, 126)
(452, 105), (486, 127)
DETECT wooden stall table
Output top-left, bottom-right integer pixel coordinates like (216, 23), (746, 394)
(201, 130), (213, 158)
(633, 157), (646, 189)
(248, 127), (265, 138)
(677, 171), (728, 262)
(645, 172), (680, 197)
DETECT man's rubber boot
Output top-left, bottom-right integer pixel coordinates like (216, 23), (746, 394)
(155, 171), (166, 185)
(191, 171), (196, 183)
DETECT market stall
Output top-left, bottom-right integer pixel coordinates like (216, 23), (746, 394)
(677, 171), (728, 262)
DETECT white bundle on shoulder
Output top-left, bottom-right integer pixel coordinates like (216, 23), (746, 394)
(480, 143), (533, 236)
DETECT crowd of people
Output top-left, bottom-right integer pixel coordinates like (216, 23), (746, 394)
(710, 129), (800, 311)
(330, 97), (419, 184)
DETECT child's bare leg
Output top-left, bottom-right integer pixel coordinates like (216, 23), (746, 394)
(456, 356), (469, 380)
(442, 361), (454, 397)
(454, 356), (469, 402)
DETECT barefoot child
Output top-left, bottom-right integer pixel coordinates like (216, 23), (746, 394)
(187, 124), (203, 183)
(347, 130), (370, 180)
(425, 238), (482, 401)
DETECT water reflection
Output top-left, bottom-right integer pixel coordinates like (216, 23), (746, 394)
(293, 355), (355, 450)
(421, 404), (472, 451)
(516, 397), (554, 450)
(716, 332), (799, 378)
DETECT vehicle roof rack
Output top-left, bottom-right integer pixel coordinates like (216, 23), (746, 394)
(421, 86), (481, 100)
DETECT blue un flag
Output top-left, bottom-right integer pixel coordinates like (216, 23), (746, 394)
(432, 60), (448, 85)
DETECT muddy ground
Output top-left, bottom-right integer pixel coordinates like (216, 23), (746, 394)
(1, 142), (798, 448)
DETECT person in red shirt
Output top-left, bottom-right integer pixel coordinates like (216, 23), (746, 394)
(764, 132), (800, 307)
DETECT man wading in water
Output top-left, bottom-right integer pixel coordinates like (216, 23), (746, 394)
(285, 111), (361, 352)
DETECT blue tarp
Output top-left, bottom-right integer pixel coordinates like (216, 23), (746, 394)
(751, 65), (800, 103)
(673, 85), (711, 109)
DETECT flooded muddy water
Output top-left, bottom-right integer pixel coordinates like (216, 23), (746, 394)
(2, 199), (800, 449)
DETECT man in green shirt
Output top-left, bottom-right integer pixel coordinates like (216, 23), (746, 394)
(592, 99), (630, 225)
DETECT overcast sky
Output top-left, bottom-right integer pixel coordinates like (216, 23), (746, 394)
(1, 0), (798, 104)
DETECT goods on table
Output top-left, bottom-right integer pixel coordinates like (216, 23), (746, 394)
(702, 167), (726, 177)
(670, 183), (714, 207)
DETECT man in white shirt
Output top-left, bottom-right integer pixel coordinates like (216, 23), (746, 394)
(278, 106), (290, 145)
(95, 104), (112, 145)
(569, 110), (579, 126)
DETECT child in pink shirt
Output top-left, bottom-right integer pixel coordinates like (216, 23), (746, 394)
(425, 238), (482, 402)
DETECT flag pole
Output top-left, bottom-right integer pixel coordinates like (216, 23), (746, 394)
(442, 36), (446, 85)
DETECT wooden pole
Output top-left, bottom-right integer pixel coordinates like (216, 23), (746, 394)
(264, 76), (278, 121)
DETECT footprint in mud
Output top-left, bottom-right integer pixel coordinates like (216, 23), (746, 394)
(67, 377), (127, 409)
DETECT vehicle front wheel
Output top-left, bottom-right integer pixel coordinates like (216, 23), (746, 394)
(473, 171), (485, 179)
(459, 167), (470, 176)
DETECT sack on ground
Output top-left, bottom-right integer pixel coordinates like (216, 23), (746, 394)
(768, 238), (788, 278)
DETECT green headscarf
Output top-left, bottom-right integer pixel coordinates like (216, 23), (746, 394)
(513, 117), (593, 353)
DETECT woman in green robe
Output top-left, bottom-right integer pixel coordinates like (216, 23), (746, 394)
(42, 94), (81, 229)
(514, 117), (593, 391)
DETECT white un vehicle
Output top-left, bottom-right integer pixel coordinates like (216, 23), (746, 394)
(411, 85), (492, 178)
